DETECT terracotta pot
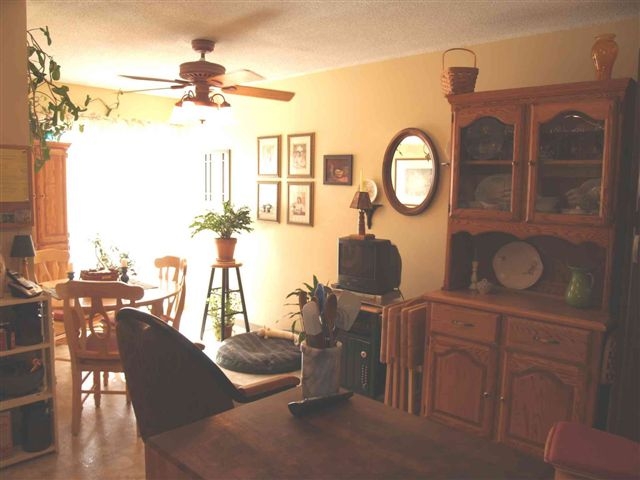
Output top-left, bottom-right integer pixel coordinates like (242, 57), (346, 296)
(215, 323), (234, 341)
(215, 238), (237, 263)
(591, 33), (618, 81)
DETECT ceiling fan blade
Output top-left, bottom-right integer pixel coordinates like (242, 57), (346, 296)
(120, 85), (187, 94)
(222, 85), (295, 102)
(120, 74), (191, 85)
(208, 69), (264, 87)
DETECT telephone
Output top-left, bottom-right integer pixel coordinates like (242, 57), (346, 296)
(6, 270), (43, 298)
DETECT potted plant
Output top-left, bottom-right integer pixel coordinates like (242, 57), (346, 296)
(208, 291), (240, 341)
(189, 201), (254, 262)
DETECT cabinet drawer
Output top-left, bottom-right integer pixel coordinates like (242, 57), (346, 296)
(430, 303), (499, 344)
(504, 316), (590, 364)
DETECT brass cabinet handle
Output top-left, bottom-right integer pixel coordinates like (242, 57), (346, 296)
(533, 335), (560, 345)
(452, 319), (475, 328)
(482, 391), (491, 398)
(500, 396), (505, 401)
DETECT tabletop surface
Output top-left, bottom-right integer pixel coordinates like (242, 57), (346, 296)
(147, 388), (552, 479)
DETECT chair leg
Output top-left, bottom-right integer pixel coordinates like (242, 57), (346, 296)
(93, 371), (102, 407)
(71, 364), (82, 436)
(103, 370), (109, 387)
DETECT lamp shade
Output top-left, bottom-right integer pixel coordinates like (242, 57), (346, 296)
(10, 235), (36, 258)
(350, 191), (372, 210)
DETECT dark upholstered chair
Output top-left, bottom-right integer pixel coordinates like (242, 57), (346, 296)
(115, 307), (300, 441)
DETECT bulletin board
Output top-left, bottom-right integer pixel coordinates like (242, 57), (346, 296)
(0, 145), (34, 227)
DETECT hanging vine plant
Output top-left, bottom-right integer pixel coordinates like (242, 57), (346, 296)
(27, 26), (119, 170)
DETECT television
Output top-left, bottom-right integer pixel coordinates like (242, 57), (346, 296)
(337, 237), (402, 295)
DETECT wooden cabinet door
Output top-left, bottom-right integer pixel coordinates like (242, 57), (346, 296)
(33, 143), (70, 250)
(449, 104), (525, 221)
(497, 351), (587, 456)
(527, 98), (616, 226)
(424, 335), (497, 437)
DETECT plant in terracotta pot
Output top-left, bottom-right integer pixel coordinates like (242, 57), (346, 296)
(189, 201), (254, 262)
(208, 291), (241, 341)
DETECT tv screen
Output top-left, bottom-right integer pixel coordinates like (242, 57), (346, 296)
(337, 237), (401, 295)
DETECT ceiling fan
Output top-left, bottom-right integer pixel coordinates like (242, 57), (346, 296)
(120, 38), (295, 105)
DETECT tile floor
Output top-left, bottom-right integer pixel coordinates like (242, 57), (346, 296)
(2, 323), (298, 480)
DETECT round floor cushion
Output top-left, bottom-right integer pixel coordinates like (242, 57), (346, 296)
(215, 332), (301, 374)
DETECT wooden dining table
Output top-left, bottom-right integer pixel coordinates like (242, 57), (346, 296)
(145, 388), (553, 480)
(42, 278), (180, 317)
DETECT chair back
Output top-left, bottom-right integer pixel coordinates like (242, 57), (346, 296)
(34, 248), (70, 282)
(56, 281), (144, 362)
(116, 307), (238, 440)
(154, 256), (187, 330)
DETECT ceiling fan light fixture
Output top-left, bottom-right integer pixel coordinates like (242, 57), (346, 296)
(171, 91), (232, 125)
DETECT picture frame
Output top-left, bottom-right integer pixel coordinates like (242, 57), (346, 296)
(204, 149), (230, 204)
(257, 135), (281, 176)
(394, 158), (434, 206)
(287, 182), (314, 226)
(0, 145), (34, 227)
(323, 154), (353, 185)
(257, 181), (280, 222)
(287, 133), (315, 178)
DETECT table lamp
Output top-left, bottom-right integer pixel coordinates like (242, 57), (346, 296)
(350, 190), (375, 239)
(10, 234), (36, 279)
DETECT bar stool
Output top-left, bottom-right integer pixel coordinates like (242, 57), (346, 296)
(200, 261), (250, 340)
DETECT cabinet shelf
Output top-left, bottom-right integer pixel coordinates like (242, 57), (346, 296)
(0, 296), (57, 469)
(0, 444), (55, 469)
(0, 389), (54, 411)
(0, 343), (51, 358)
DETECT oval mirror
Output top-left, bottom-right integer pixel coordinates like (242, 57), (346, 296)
(382, 128), (439, 216)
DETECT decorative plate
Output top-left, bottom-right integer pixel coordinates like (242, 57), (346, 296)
(363, 179), (378, 202)
(492, 241), (543, 290)
(475, 174), (512, 209)
(464, 117), (505, 160)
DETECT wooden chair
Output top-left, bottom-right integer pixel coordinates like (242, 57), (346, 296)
(115, 307), (300, 441)
(153, 256), (187, 331)
(56, 280), (144, 436)
(34, 248), (70, 345)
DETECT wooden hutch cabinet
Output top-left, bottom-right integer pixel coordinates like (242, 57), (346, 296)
(423, 79), (636, 457)
(32, 142), (70, 251)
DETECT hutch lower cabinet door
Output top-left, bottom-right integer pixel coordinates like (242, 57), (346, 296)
(496, 351), (588, 456)
(424, 335), (497, 438)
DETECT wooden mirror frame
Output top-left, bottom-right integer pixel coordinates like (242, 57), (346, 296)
(382, 128), (439, 216)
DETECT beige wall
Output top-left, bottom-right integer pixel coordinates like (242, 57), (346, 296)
(1, 0), (637, 328)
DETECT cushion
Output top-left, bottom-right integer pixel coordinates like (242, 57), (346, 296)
(216, 332), (301, 374)
(544, 421), (640, 479)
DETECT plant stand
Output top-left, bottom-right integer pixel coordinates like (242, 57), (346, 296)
(200, 261), (250, 340)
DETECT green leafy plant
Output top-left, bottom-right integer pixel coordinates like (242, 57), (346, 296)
(27, 26), (120, 170)
(189, 201), (254, 239)
(208, 291), (240, 340)
(91, 235), (134, 273)
(283, 274), (323, 342)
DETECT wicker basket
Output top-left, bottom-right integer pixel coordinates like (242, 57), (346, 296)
(441, 48), (478, 96)
(80, 269), (119, 281)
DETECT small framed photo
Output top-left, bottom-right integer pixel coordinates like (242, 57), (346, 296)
(287, 133), (315, 178)
(394, 159), (434, 206)
(323, 155), (353, 185)
(257, 135), (281, 176)
(287, 182), (314, 226)
(257, 181), (280, 222)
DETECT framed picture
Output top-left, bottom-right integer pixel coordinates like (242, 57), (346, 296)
(0, 145), (34, 227)
(204, 149), (230, 205)
(257, 181), (280, 222)
(394, 159), (434, 206)
(323, 155), (353, 185)
(257, 135), (280, 176)
(287, 133), (315, 178)
(287, 182), (314, 226)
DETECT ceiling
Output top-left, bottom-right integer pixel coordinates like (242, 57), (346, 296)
(26, 1), (638, 98)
